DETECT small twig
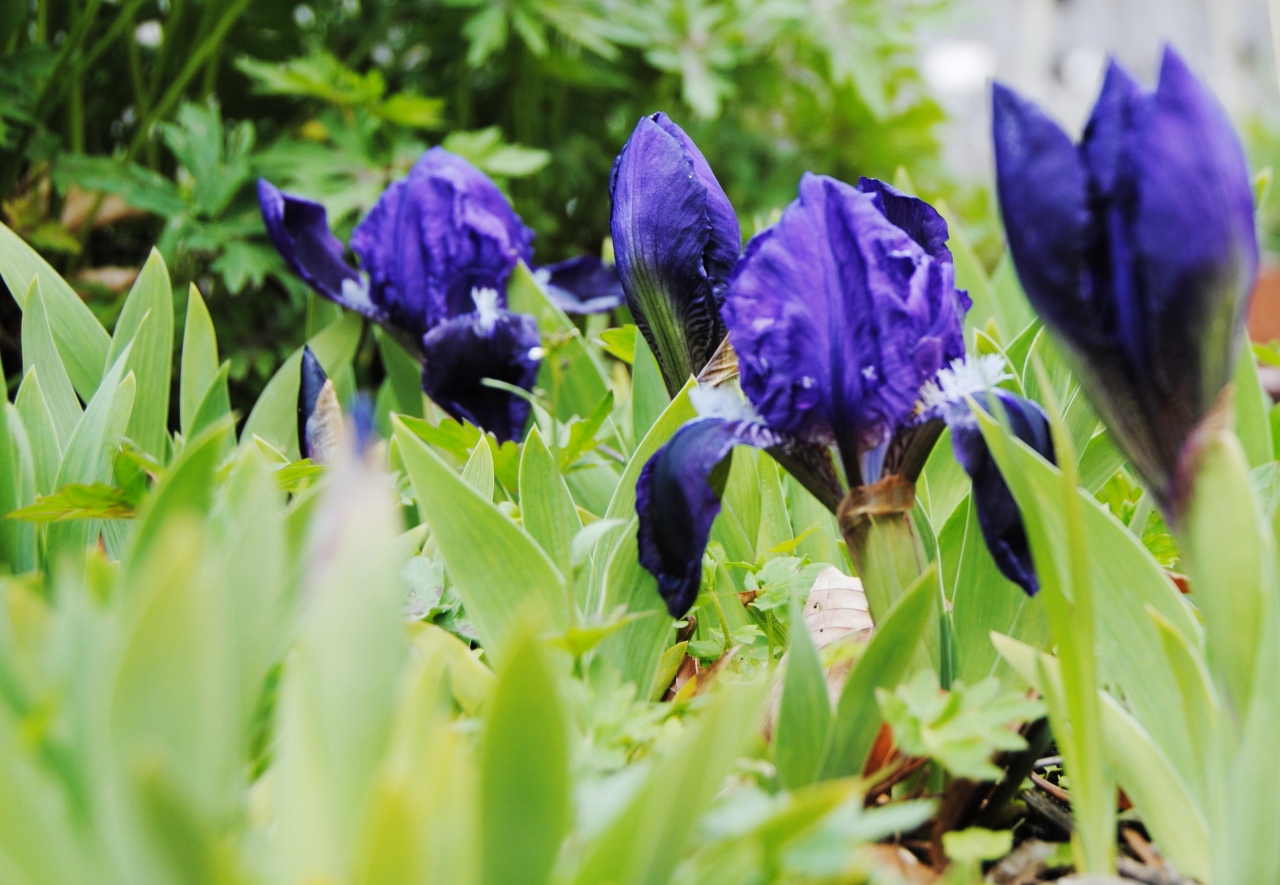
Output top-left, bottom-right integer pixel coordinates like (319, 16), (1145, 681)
(1030, 771), (1072, 804)
(864, 755), (928, 803)
(1116, 857), (1198, 885)
(1033, 755), (1062, 770)
(1121, 826), (1163, 869)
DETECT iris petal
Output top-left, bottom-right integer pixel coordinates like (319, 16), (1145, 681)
(350, 147), (536, 340)
(298, 345), (328, 461)
(855, 177), (953, 262)
(540, 256), (626, 314)
(992, 83), (1092, 341)
(420, 306), (541, 444)
(1129, 47), (1257, 462)
(609, 113), (740, 393)
(945, 389), (1054, 596)
(723, 173), (966, 485)
(636, 417), (786, 617)
(994, 49), (1257, 515)
(258, 180), (384, 322)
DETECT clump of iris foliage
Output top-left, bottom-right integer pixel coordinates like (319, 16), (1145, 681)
(0, 37), (1278, 885)
(0, 0), (953, 410)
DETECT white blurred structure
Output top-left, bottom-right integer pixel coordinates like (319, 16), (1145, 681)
(922, 0), (1280, 180)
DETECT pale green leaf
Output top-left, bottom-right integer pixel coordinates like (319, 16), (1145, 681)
(21, 281), (81, 447)
(571, 681), (765, 885)
(0, 220), (109, 399)
(180, 284), (219, 438)
(461, 438), (495, 500)
(506, 261), (609, 421)
(818, 566), (938, 780)
(775, 597), (831, 789)
(395, 417), (567, 655)
(520, 427), (581, 575)
(481, 635), (571, 885)
(107, 249), (174, 459)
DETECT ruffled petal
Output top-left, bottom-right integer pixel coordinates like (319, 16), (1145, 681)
(855, 177), (952, 262)
(723, 173), (966, 485)
(539, 256), (625, 314)
(609, 113), (740, 393)
(636, 417), (785, 617)
(350, 147), (535, 340)
(258, 180), (382, 321)
(419, 307), (541, 443)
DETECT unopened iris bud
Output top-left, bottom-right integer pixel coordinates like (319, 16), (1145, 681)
(992, 47), (1257, 517)
(610, 113), (741, 393)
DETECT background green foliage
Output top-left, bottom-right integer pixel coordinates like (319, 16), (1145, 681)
(0, 0), (946, 412)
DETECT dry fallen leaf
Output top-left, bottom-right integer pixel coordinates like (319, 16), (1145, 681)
(803, 566), (873, 649)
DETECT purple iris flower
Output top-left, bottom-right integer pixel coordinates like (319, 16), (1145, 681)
(610, 112), (741, 393)
(260, 147), (546, 442)
(992, 47), (1257, 515)
(635, 175), (971, 616)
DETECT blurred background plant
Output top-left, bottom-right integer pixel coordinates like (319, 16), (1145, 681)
(0, 0), (947, 413)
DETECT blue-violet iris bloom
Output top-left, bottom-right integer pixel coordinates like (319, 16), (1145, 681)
(992, 47), (1257, 515)
(537, 256), (625, 314)
(636, 174), (971, 616)
(610, 112), (741, 393)
(260, 147), (546, 442)
(923, 356), (1055, 596)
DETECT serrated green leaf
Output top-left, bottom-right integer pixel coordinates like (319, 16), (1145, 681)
(571, 681), (765, 885)
(7, 482), (137, 522)
(560, 391), (614, 471)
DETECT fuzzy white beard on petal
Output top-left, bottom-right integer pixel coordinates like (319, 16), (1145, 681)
(919, 353), (1010, 410)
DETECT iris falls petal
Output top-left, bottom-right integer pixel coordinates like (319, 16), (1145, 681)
(419, 293), (542, 444)
(636, 417), (786, 617)
(923, 358), (1054, 596)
